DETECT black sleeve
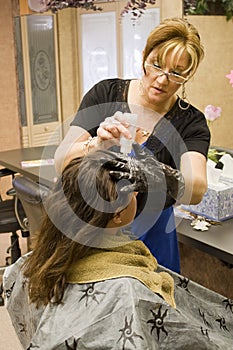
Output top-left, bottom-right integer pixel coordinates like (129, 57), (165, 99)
(179, 107), (211, 158)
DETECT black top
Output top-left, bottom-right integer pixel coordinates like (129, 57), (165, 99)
(71, 79), (210, 170)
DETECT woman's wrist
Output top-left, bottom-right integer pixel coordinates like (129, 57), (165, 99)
(82, 136), (100, 156)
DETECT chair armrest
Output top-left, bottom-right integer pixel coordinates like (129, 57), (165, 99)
(6, 188), (16, 196)
(0, 169), (16, 201)
(14, 196), (29, 233)
(0, 168), (16, 178)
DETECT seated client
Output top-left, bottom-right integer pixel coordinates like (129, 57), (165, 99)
(3, 149), (233, 349)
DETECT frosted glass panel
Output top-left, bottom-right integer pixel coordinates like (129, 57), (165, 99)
(121, 8), (160, 79)
(27, 15), (58, 125)
(81, 12), (117, 95)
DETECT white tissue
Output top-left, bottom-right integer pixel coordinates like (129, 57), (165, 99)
(219, 154), (233, 179)
(207, 159), (223, 186)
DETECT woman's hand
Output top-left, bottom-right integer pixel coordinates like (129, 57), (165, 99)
(97, 111), (134, 145)
(100, 144), (185, 200)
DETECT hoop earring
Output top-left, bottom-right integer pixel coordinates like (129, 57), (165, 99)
(139, 79), (145, 96)
(178, 84), (190, 110)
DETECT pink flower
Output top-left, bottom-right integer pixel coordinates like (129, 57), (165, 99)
(226, 70), (233, 87)
(204, 105), (222, 122)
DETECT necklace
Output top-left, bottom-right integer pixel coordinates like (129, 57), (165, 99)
(140, 129), (150, 137)
(137, 128), (150, 137)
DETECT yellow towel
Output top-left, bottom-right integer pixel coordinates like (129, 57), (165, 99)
(66, 240), (176, 308)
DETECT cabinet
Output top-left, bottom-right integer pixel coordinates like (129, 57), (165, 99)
(15, 14), (62, 147)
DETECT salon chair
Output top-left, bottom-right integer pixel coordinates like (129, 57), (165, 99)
(12, 176), (51, 245)
(0, 169), (29, 266)
(0, 168), (29, 306)
(0, 174), (50, 306)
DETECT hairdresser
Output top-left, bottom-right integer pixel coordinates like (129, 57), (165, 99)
(54, 18), (210, 273)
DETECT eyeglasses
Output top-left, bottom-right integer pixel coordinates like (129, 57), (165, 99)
(144, 63), (188, 85)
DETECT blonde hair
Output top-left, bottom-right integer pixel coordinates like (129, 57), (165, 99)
(143, 17), (204, 78)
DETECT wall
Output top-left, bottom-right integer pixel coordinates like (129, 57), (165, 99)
(56, 9), (80, 136)
(0, 0), (21, 152)
(161, 0), (183, 19)
(186, 16), (233, 148)
(0, 0), (21, 197)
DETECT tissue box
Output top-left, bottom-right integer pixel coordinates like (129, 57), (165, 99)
(182, 179), (233, 221)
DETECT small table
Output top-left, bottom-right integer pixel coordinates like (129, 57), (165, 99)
(0, 145), (57, 187)
(176, 216), (233, 265)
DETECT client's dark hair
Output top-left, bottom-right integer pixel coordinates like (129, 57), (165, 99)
(23, 150), (131, 307)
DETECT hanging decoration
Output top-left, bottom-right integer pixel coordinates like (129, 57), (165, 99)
(30, 0), (156, 19)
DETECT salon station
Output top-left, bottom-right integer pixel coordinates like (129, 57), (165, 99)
(0, 0), (233, 348)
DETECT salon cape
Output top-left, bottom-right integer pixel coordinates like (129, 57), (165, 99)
(3, 241), (233, 349)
